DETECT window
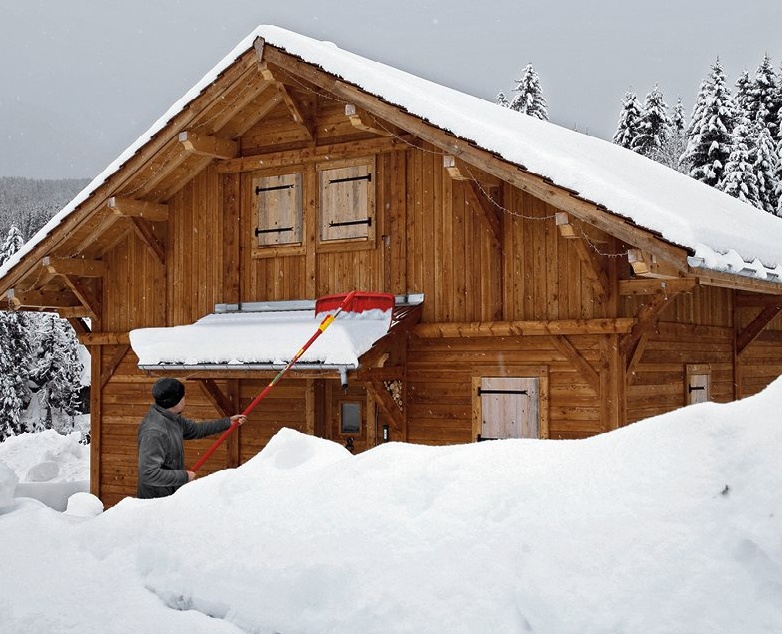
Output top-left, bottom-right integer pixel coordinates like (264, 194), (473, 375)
(251, 170), (303, 249)
(317, 157), (375, 245)
(340, 401), (362, 434)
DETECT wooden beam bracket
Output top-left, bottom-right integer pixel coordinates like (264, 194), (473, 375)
(179, 131), (239, 160)
(556, 212), (610, 303)
(736, 302), (782, 355)
(108, 197), (169, 222)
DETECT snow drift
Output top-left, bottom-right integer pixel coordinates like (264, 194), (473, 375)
(1, 379), (781, 633)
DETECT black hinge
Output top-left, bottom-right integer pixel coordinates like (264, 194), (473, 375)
(477, 388), (528, 395)
(688, 385), (706, 393)
(256, 183), (295, 194)
(328, 173), (372, 184)
(329, 217), (372, 228)
(255, 226), (294, 236)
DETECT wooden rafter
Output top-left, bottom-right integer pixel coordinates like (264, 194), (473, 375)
(108, 196), (169, 222)
(345, 103), (391, 136)
(736, 301), (782, 355)
(178, 131), (239, 159)
(43, 256), (105, 277)
(627, 248), (682, 279)
(556, 212), (609, 304)
(6, 288), (81, 311)
(550, 335), (600, 392)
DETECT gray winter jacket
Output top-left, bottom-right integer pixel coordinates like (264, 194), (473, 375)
(137, 404), (231, 499)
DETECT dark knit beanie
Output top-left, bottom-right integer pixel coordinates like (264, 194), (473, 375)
(152, 378), (185, 409)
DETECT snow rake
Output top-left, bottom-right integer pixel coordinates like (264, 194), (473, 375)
(190, 290), (395, 472)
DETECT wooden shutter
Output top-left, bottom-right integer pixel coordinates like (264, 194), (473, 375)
(253, 172), (302, 247)
(479, 377), (539, 440)
(318, 158), (375, 242)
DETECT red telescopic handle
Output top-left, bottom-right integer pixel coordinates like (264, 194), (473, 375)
(190, 291), (358, 472)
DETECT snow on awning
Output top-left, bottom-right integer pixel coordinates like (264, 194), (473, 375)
(129, 304), (394, 372)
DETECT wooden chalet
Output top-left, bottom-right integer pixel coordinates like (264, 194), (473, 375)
(1, 26), (781, 507)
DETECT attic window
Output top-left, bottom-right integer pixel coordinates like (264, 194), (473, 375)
(317, 157), (375, 246)
(251, 170), (303, 250)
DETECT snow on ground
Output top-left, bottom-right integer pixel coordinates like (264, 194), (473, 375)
(1, 382), (781, 633)
(0, 427), (90, 512)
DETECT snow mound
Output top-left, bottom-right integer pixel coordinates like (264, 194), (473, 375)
(2, 380), (782, 632)
(64, 492), (104, 518)
(0, 430), (90, 483)
(0, 461), (18, 511)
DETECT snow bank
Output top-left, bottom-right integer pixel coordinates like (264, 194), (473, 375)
(2, 380), (782, 632)
(0, 430), (90, 511)
(0, 462), (18, 511)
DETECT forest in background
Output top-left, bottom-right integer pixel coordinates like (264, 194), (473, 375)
(0, 177), (90, 441)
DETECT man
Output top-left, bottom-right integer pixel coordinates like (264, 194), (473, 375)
(137, 377), (246, 499)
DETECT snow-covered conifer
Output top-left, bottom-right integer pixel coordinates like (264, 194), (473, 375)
(635, 83), (673, 159)
(496, 92), (509, 108)
(745, 54), (781, 136)
(752, 113), (780, 214)
(680, 58), (735, 187)
(613, 91), (644, 150)
(509, 64), (548, 120)
(719, 116), (761, 208)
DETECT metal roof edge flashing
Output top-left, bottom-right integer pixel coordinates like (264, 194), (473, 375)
(213, 293), (424, 314)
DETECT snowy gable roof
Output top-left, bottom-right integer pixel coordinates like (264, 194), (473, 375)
(2, 25), (781, 286)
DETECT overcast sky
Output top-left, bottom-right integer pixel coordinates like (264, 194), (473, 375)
(2, 0), (781, 179)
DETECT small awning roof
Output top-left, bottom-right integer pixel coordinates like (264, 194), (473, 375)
(129, 295), (422, 372)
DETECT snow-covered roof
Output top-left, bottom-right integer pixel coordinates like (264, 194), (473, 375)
(2, 25), (781, 284)
(129, 306), (393, 370)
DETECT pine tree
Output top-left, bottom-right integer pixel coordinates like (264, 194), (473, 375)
(680, 58), (735, 187)
(734, 69), (753, 119)
(509, 64), (548, 120)
(0, 227), (31, 440)
(657, 98), (688, 170)
(752, 112), (779, 214)
(496, 92), (509, 108)
(719, 116), (761, 208)
(613, 91), (644, 150)
(635, 83), (673, 159)
(746, 54), (781, 136)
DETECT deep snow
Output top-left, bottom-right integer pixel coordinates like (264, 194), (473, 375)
(0, 381), (781, 633)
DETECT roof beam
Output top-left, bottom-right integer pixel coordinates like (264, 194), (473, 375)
(345, 104), (392, 136)
(108, 197), (169, 222)
(627, 248), (681, 279)
(619, 278), (697, 295)
(6, 288), (81, 310)
(42, 256), (105, 277)
(415, 318), (634, 338)
(179, 131), (239, 160)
